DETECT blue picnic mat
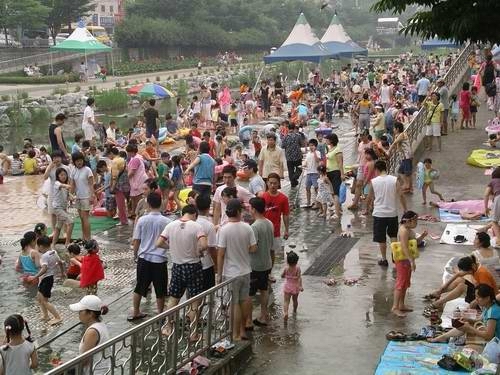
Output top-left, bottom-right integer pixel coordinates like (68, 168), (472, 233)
(439, 208), (490, 223)
(375, 341), (469, 374)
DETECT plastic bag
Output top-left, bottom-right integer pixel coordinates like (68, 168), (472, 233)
(338, 182), (347, 204)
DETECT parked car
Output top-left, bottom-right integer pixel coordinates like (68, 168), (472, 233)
(0, 33), (22, 48)
(49, 33), (69, 46)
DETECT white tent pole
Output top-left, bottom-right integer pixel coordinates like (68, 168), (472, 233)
(85, 50), (88, 80)
(110, 50), (115, 77)
(252, 65), (265, 93)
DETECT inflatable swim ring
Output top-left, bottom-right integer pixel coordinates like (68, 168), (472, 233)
(416, 161), (425, 189)
(237, 169), (250, 181)
(161, 137), (175, 145)
(467, 149), (500, 168)
(391, 239), (419, 261)
(91, 207), (108, 217)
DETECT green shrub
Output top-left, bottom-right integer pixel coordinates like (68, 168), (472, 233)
(124, 80), (130, 86)
(177, 80), (189, 97)
(16, 92), (29, 100)
(203, 69), (208, 74)
(173, 73), (178, 79)
(0, 73), (78, 84)
(95, 89), (128, 110)
(156, 76), (161, 81)
(52, 87), (68, 95)
(74, 86), (81, 93)
(115, 81), (122, 88)
(1, 95), (9, 101)
(189, 72), (194, 77)
(30, 107), (51, 123)
(146, 78), (150, 83)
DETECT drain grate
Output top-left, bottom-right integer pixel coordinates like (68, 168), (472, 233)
(303, 236), (359, 276)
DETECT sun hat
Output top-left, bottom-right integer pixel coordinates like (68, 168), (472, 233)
(70, 295), (104, 312)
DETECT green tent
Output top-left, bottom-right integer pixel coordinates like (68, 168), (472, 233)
(50, 27), (113, 75)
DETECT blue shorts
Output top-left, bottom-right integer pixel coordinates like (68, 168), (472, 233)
(169, 262), (204, 299)
(398, 159), (413, 176)
(305, 173), (319, 188)
(146, 129), (159, 139)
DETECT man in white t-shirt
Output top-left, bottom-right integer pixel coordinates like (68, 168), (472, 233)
(195, 195), (217, 291)
(380, 79), (392, 111)
(367, 160), (407, 267)
(82, 98), (98, 142)
(105, 120), (118, 146)
(243, 159), (265, 197)
(156, 204), (207, 337)
(213, 164), (254, 226)
(416, 73), (431, 105)
(217, 199), (257, 341)
(302, 138), (320, 208)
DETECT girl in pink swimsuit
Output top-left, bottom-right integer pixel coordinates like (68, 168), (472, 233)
(281, 251), (303, 321)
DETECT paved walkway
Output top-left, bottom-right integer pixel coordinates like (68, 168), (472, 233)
(0, 62), (256, 98)
(242, 100), (495, 374)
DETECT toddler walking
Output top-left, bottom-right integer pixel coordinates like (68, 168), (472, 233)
(422, 158), (444, 205)
(281, 251), (303, 321)
(30, 236), (64, 325)
(0, 314), (38, 374)
(315, 165), (334, 218)
(80, 240), (105, 295)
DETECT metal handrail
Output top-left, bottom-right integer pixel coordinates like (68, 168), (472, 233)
(388, 43), (475, 174)
(44, 278), (235, 375)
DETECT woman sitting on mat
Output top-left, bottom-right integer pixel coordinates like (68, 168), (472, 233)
(472, 232), (500, 282)
(424, 256), (497, 314)
(429, 284), (500, 364)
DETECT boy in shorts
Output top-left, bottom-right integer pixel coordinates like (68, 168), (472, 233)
(302, 139), (320, 208)
(31, 236), (64, 325)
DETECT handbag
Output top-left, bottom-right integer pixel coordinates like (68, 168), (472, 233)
(113, 168), (130, 194)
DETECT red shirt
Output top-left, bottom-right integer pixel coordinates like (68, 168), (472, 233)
(262, 191), (290, 237)
(191, 129), (202, 138)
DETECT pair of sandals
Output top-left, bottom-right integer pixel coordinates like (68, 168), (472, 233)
(386, 331), (426, 342)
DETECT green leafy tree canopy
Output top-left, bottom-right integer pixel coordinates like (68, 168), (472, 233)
(371, 0), (500, 43)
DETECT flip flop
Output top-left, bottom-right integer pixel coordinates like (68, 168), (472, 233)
(253, 319), (268, 327)
(385, 331), (406, 341)
(127, 313), (148, 322)
(406, 332), (426, 341)
(423, 293), (438, 301)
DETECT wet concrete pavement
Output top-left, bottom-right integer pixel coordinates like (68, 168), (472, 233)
(241, 104), (494, 374)
(0, 99), (495, 373)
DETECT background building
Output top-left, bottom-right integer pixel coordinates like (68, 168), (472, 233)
(88, 0), (125, 35)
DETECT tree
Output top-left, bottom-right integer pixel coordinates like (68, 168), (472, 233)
(41, 0), (95, 43)
(0, 0), (50, 45)
(371, 0), (500, 43)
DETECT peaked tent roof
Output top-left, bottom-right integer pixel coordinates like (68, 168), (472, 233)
(421, 38), (460, 50)
(320, 13), (368, 58)
(50, 27), (111, 52)
(264, 13), (331, 64)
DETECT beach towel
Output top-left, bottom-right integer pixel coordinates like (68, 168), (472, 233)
(439, 224), (484, 245)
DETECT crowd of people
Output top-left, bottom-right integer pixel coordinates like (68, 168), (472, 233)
(3, 44), (500, 373)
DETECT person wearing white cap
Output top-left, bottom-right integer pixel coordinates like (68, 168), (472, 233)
(70, 295), (110, 369)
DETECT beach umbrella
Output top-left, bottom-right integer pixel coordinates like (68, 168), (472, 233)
(137, 83), (175, 98)
(127, 83), (145, 95)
